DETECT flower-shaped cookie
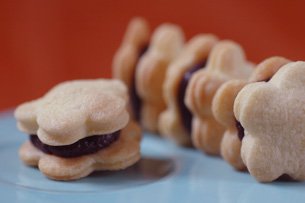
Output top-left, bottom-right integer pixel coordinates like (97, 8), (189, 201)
(185, 40), (253, 155)
(159, 34), (218, 146)
(234, 61), (305, 182)
(135, 24), (184, 132)
(15, 79), (141, 180)
(212, 56), (290, 170)
(112, 17), (150, 121)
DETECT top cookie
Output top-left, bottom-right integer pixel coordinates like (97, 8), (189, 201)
(112, 17), (150, 87)
(136, 23), (185, 102)
(213, 56), (290, 129)
(112, 17), (150, 121)
(185, 40), (253, 119)
(135, 23), (185, 132)
(234, 61), (305, 182)
(15, 79), (129, 146)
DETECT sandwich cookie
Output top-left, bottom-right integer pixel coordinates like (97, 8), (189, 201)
(15, 79), (141, 180)
(113, 18), (184, 133)
(112, 17), (150, 121)
(185, 40), (253, 155)
(234, 61), (305, 182)
(135, 23), (185, 132)
(159, 34), (218, 146)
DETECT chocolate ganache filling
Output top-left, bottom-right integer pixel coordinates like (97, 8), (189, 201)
(30, 131), (120, 158)
(235, 120), (245, 141)
(130, 44), (149, 121)
(235, 77), (272, 141)
(178, 59), (207, 134)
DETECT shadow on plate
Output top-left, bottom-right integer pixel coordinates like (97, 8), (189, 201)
(78, 156), (175, 186)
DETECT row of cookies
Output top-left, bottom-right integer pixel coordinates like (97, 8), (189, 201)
(14, 17), (305, 182)
(113, 17), (305, 182)
(112, 17), (252, 152)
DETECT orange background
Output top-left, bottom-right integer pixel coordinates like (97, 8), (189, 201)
(1, 0), (305, 110)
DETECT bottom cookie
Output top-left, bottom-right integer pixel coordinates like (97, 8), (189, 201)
(192, 117), (224, 155)
(19, 121), (141, 181)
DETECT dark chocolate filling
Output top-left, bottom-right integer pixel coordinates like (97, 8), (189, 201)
(130, 44), (149, 121)
(178, 59), (207, 134)
(235, 77), (271, 141)
(259, 77), (272, 82)
(235, 120), (245, 141)
(276, 174), (295, 182)
(30, 131), (120, 158)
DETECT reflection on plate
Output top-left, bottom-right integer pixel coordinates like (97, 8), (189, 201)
(0, 110), (305, 203)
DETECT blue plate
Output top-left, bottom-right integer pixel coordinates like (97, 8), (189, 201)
(0, 110), (305, 203)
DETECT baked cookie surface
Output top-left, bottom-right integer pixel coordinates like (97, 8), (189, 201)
(135, 23), (185, 133)
(112, 18), (184, 133)
(15, 79), (141, 180)
(234, 61), (305, 182)
(185, 40), (253, 155)
(212, 56), (290, 170)
(112, 17), (150, 121)
(159, 34), (218, 146)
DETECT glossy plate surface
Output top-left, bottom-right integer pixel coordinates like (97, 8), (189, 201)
(0, 110), (304, 203)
